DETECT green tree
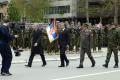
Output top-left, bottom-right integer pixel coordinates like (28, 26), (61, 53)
(12, 0), (49, 22)
(8, 0), (20, 21)
(101, 0), (120, 24)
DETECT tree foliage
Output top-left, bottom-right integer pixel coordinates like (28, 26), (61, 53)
(12, 0), (49, 22)
(8, 0), (20, 21)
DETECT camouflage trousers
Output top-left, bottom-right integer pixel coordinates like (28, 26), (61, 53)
(105, 47), (119, 64)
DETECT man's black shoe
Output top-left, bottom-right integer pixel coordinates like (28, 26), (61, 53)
(76, 65), (83, 68)
(91, 62), (95, 67)
(42, 64), (46, 67)
(102, 64), (108, 68)
(58, 65), (65, 67)
(1, 72), (12, 76)
(7, 72), (12, 76)
(66, 61), (69, 67)
(25, 65), (31, 67)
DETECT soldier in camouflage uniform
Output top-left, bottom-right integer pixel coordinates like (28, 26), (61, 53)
(92, 25), (97, 52)
(28, 27), (33, 48)
(103, 24), (120, 68)
(102, 25), (109, 47)
(116, 25), (120, 51)
(10, 22), (22, 56)
(68, 21), (76, 51)
(74, 22), (81, 52)
(97, 27), (102, 51)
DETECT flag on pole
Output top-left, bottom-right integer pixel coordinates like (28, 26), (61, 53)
(46, 18), (58, 43)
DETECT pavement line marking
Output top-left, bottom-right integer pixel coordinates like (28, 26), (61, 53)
(52, 69), (120, 80)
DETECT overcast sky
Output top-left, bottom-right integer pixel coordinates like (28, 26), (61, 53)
(0, 0), (9, 2)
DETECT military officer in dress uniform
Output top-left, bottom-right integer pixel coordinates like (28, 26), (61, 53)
(77, 24), (95, 68)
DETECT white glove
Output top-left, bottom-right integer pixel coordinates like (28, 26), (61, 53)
(34, 43), (38, 47)
(14, 35), (19, 38)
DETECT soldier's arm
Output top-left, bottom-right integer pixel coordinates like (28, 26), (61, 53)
(117, 31), (120, 47)
(2, 27), (15, 41)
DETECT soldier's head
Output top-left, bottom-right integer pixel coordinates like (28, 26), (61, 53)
(65, 21), (69, 25)
(82, 23), (89, 30)
(56, 21), (60, 28)
(61, 22), (65, 29)
(78, 22), (81, 26)
(32, 24), (39, 31)
(3, 19), (10, 26)
(110, 23), (116, 29)
(71, 21), (75, 27)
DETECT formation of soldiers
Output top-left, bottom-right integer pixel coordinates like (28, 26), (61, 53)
(1, 20), (120, 76)
(9, 21), (120, 54)
(10, 22), (120, 69)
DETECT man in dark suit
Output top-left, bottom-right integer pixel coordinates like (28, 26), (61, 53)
(58, 22), (69, 67)
(0, 20), (18, 76)
(77, 24), (95, 68)
(25, 27), (46, 67)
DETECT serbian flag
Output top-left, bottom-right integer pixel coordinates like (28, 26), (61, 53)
(46, 18), (58, 43)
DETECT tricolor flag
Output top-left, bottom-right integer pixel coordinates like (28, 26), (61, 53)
(46, 18), (58, 43)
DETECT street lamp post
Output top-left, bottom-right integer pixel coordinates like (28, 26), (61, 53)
(86, 0), (89, 23)
(114, 0), (118, 24)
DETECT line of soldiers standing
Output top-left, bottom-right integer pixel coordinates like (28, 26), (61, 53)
(9, 21), (113, 54)
(23, 22), (120, 68)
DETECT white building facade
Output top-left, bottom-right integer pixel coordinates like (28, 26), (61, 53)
(45, 0), (77, 19)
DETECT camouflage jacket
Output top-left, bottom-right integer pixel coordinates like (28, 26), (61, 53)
(107, 28), (119, 48)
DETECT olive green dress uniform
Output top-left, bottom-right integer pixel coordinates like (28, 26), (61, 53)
(77, 26), (95, 68)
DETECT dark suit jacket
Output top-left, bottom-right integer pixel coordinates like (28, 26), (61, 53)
(0, 25), (15, 44)
(31, 30), (44, 54)
(58, 28), (69, 47)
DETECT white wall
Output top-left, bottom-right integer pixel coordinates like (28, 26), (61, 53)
(46, 0), (77, 18)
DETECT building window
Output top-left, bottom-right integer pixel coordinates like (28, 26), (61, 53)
(89, 2), (102, 7)
(48, 5), (70, 14)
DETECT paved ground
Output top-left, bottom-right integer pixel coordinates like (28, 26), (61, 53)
(0, 55), (120, 80)
(0, 48), (109, 64)
(0, 48), (120, 80)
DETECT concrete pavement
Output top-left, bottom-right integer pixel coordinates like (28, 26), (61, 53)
(0, 48), (120, 64)
(0, 56), (120, 80)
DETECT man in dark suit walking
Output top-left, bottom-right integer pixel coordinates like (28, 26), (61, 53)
(25, 27), (46, 67)
(58, 22), (69, 67)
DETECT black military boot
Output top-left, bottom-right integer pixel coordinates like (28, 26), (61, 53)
(102, 63), (108, 68)
(113, 63), (119, 68)
(76, 65), (83, 68)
